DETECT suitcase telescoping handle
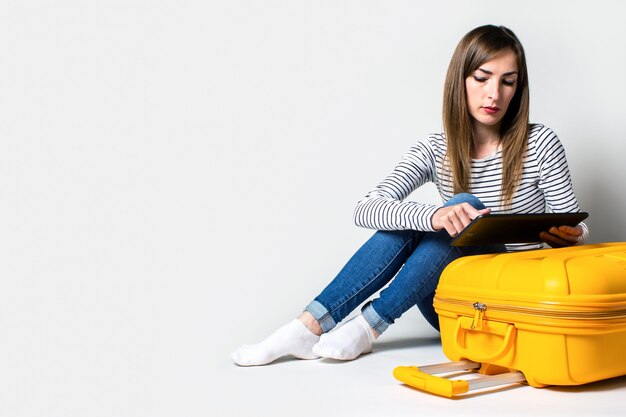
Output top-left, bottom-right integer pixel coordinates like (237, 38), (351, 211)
(454, 316), (517, 363)
(393, 360), (526, 398)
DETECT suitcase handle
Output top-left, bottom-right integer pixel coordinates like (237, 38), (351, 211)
(393, 360), (526, 398)
(393, 361), (475, 397)
(454, 317), (516, 363)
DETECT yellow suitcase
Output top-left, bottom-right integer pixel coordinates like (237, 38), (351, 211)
(393, 243), (626, 397)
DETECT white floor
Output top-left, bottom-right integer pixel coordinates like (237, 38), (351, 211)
(212, 312), (626, 417)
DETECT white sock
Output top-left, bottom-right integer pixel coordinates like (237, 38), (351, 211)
(312, 315), (377, 361)
(231, 319), (320, 366)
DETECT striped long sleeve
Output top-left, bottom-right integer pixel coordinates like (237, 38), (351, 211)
(353, 139), (441, 231)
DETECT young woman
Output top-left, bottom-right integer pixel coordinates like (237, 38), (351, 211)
(232, 24), (589, 366)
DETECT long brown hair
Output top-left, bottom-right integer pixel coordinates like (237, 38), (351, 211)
(442, 25), (529, 208)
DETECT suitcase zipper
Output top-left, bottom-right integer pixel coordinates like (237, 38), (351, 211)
(471, 302), (487, 330)
(435, 296), (626, 322)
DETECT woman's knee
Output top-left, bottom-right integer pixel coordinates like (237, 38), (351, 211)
(372, 229), (417, 241)
(444, 193), (485, 210)
(369, 229), (422, 252)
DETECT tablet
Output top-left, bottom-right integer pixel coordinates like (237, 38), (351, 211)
(450, 212), (589, 247)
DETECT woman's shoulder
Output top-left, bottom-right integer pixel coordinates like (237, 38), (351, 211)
(528, 123), (560, 140)
(407, 132), (445, 151)
(528, 123), (562, 147)
(527, 123), (566, 158)
(403, 133), (446, 163)
(421, 132), (446, 147)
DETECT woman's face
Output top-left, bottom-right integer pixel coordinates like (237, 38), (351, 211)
(465, 49), (518, 130)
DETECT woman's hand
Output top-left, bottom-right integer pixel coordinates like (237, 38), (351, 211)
(540, 225), (583, 248)
(432, 203), (491, 237)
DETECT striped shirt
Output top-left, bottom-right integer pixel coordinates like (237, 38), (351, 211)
(354, 124), (589, 250)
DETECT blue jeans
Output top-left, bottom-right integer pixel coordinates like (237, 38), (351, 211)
(305, 193), (505, 334)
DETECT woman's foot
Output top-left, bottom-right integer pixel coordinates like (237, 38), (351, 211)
(312, 315), (378, 360)
(231, 319), (320, 366)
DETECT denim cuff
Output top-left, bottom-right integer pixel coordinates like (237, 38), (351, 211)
(362, 302), (391, 335)
(304, 300), (337, 333)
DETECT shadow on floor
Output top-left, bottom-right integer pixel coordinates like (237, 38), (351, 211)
(546, 374), (626, 393)
(373, 336), (442, 352)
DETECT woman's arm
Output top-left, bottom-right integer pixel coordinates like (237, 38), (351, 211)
(534, 126), (589, 247)
(353, 138), (440, 232)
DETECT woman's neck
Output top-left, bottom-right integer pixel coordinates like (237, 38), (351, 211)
(472, 123), (501, 159)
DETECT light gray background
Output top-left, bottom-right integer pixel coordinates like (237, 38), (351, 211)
(1, 1), (625, 416)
